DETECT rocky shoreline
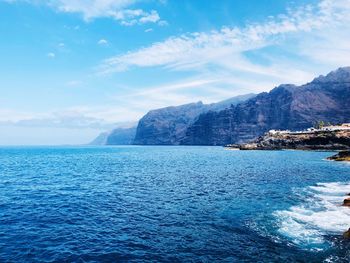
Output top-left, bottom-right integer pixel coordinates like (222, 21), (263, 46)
(226, 128), (350, 239)
(227, 129), (350, 152)
(342, 194), (350, 239)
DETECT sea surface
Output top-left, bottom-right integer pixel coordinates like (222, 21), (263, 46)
(0, 146), (349, 262)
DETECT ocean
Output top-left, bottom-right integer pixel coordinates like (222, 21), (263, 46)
(0, 146), (349, 262)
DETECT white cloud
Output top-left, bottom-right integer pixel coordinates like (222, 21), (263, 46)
(145, 28), (153, 33)
(0, 108), (121, 129)
(66, 80), (82, 87)
(138, 10), (159, 23)
(98, 39), (109, 46)
(113, 9), (161, 26)
(4, 0), (165, 26)
(157, 20), (168, 26)
(47, 52), (55, 58)
(49, 0), (136, 20)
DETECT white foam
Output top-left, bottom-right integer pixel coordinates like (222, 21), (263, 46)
(274, 182), (350, 249)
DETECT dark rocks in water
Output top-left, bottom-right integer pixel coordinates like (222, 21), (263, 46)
(327, 151), (350, 161)
(342, 198), (350, 207)
(343, 228), (350, 239)
(133, 94), (255, 145)
(238, 130), (350, 151)
(239, 143), (259, 150)
(181, 67), (350, 145)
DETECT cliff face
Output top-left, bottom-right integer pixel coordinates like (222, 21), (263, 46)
(89, 132), (109, 145)
(133, 94), (255, 145)
(181, 67), (350, 145)
(90, 126), (136, 145)
(105, 127), (136, 145)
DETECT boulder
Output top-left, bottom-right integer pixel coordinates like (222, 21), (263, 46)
(239, 143), (259, 150)
(343, 228), (350, 239)
(327, 151), (350, 161)
(343, 198), (350, 206)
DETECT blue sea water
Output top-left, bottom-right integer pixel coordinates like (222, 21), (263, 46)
(0, 146), (350, 262)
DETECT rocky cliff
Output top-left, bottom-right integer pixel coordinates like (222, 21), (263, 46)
(105, 127), (136, 145)
(90, 126), (136, 145)
(133, 94), (255, 145)
(181, 67), (350, 145)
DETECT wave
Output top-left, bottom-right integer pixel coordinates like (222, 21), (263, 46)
(274, 182), (350, 250)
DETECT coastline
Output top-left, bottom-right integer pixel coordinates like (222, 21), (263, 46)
(225, 126), (350, 153)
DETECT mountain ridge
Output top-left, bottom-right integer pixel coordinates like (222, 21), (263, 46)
(133, 93), (256, 145)
(180, 67), (350, 145)
(91, 67), (350, 146)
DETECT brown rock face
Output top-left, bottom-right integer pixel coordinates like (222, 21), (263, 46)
(343, 198), (350, 207)
(343, 228), (350, 239)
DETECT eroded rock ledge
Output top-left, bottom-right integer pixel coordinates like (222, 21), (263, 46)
(327, 151), (350, 162)
(235, 129), (350, 151)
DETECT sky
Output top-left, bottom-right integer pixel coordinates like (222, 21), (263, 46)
(0, 0), (350, 145)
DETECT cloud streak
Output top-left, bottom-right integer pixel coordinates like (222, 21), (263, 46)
(3, 0), (165, 26)
(0, 107), (139, 130)
(100, 0), (350, 75)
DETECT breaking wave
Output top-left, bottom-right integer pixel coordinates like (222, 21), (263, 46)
(274, 182), (350, 250)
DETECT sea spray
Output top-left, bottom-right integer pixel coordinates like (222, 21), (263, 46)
(274, 182), (350, 250)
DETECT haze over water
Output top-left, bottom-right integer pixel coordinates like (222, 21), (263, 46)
(0, 146), (349, 262)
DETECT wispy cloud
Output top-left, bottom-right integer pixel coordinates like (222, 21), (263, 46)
(3, 0), (166, 26)
(0, 107), (134, 129)
(47, 52), (55, 58)
(99, 0), (350, 77)
(98, 39), (109, 46)
(115, 9), (161, 26)
(65, 80), (82, 87)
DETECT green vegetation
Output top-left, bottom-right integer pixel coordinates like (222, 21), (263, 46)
(314, 121), (332, 129)
(314, 120), (325, 129)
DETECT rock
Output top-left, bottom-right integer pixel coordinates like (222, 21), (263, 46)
(343, 198), (350, 206)
(327, 151), (350, 161)
(343, 228), (350, 239)
(239, 143), (259, 150)
(224, 144), (240, 149)
(252, 131), (350, 151)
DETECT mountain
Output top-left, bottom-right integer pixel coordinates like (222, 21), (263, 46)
(133, 93), (255, 145)
(105, 127), (136, 145)
(90, 123), (137, 145)
(89, 131), (109, 145)
(180, 67), (350, 145)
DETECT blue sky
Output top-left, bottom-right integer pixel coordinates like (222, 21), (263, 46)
(0, 0), (349, 145)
